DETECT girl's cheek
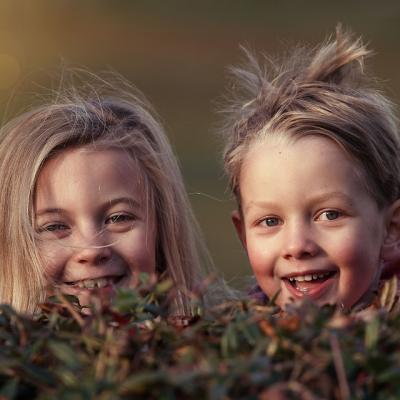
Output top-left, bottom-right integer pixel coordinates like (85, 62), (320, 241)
(39, 246), (66, 281)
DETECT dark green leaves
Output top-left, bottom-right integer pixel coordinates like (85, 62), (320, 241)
(0, 278), (400, 399)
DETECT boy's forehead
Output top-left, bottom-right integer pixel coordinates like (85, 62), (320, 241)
(239, 134), (372, 203)
(244, 133), (357, 170)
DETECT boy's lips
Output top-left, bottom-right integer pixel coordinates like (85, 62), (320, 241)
(281, 269), (338, 301)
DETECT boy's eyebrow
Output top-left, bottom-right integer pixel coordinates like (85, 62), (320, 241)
(244, 191), (354, 213)
(244, 200), (276, 213)
(308, 191), (354, 206)
(35, 197), (141, 217)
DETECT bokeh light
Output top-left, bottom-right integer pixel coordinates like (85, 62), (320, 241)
(0, 54), (20, 90)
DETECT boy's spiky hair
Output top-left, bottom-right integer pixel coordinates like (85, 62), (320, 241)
(222, 26), (400, 208)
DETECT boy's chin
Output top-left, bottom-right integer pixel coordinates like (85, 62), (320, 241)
(276, 279), (340, 309)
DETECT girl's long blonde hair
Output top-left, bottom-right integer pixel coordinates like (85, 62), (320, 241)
(0, 72), (220, 314)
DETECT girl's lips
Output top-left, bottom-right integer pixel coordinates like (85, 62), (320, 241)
(282, 271), (338, 302)
(61, 274), (127, 293)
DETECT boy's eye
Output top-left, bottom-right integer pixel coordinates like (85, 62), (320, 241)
(261, 217), (281, 227)
(318, 210), (341, 221)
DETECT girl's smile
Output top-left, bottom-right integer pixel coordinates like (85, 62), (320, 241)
(233, 135), (390, 309)
(34, 147), (157, 307)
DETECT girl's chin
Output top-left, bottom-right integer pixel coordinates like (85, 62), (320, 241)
(65, 286), (117, 309)
(55, 274), (132, 308)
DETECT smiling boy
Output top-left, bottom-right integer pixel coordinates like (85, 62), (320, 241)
(222, 30), (400, 309)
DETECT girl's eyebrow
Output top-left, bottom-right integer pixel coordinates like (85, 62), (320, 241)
(35, 207), (65, 217)
(106, 197), (141, 209)
(35, 197), (141, 217)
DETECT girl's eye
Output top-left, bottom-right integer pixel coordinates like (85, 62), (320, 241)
(39, 223), (69, 233)
(318, 210), (341, 221)
(105, 213), (135, 224)
(261, 217), (281, 227)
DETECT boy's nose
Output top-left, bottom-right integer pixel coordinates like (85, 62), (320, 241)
(281, 222), (319, 260)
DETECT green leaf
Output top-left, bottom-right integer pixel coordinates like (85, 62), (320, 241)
(48, 341), (81, 369)
(119, 371), (166, 394)
(365, 317), (380, 349)
(0, 378), (18, 398)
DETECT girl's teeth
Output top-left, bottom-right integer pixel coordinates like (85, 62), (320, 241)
(85, 280), (95, 289)
(96, 278), (108, 288)
(76, 277), (111, 289)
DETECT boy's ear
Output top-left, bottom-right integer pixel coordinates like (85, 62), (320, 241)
(231, 209), (247, 248)
(381, 199), (400, 263)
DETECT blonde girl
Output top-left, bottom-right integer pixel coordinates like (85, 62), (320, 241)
(221, 28), (400, 310)
(0, 73), (220, 315)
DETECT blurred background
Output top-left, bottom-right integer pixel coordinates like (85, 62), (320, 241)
(1, 1), (399, 287)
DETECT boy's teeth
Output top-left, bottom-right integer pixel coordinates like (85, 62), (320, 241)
(288, 271), (332, 282)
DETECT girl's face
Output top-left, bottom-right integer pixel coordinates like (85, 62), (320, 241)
(35, 147), (157, 307)
(233, 135), (392, 309)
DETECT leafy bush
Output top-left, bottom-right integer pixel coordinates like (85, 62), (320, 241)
(1, 277), (400, 399)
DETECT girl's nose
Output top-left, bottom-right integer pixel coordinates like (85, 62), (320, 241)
(72, 231), (113, 266)
(74, 245), (113, 265)
(281, 222), (319, 260)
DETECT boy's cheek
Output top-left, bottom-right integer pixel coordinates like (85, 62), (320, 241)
(254, 274), (281, 302)
(247, 250), (274, 279)
(248, 255), (281, 300)
(338, 266), (379, 309)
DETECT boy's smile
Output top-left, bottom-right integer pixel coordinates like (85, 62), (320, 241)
(233, 135), (389, 309)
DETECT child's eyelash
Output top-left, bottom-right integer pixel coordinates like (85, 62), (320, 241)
(105, 213), (136, 224)
(255, 210), (344, 227)
(38, 223), (69, 233)
(316, 209), (343, 221)
(258, 216), (282, 227)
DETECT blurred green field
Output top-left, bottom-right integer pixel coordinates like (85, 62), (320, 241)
(1, 1), (400, 286)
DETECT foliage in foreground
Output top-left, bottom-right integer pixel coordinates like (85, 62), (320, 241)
(1, 277), (400, 400)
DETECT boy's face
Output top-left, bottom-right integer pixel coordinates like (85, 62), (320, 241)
(34, 147), (157, 307)
(233, 135), (389, 309)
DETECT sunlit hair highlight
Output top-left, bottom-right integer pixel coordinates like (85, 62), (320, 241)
(222, 27), (400, 208)
(0, 71), (218, 314)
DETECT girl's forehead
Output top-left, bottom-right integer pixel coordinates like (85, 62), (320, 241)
(36, 146), (149, 204)
(44, 146), (138, 174)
